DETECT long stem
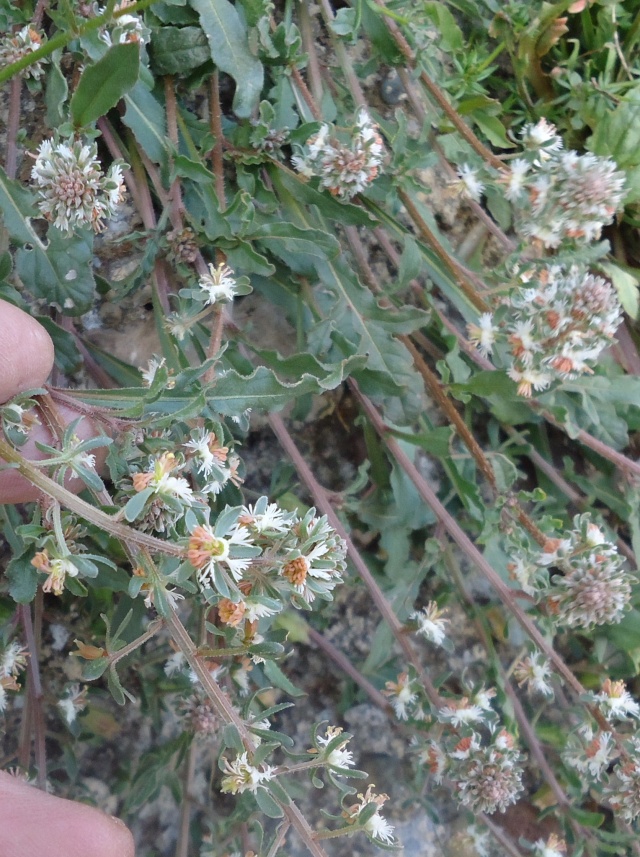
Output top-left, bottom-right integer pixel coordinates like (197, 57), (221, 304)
(0, 438), (183, 557)
(20, 604), (47, 789)
(5, 77), (22, 180)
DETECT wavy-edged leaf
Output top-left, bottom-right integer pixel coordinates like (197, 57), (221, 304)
(189, 0), (263, 117)
(149, 25), (210, 76)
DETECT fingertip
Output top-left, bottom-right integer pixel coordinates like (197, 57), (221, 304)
(0, 300), (55, 403)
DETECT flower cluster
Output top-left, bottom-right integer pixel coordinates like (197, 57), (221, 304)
(457, 119), (626, 247)
(469, 264), (622, 397)
(293, 110), (385, 200)
(514, 147), (626, 248)
(31, 136), (126, 233)
(0, 26), (47, 79)
(508, 516), (632, 629)
(447, 730), (525, 813)
(604, 736), (640, 821)
(0, 642), (28, 713)
(543, 519), (632, 629)
(187, 501), (347, 615)
(564, 723), (617, 783)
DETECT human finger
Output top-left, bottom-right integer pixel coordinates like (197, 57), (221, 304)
(0, 771), (135, 857)
(0, 301), (55, 403)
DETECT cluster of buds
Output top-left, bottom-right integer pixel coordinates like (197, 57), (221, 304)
(508, 516), (632, 629)
(0, 642), (28, 713)
(445, 730), (524, 814)
(293, 110), (385, 200)
(469, 264), (622, 396)
(31, 136), (126, 233)
(417, 688), (525, 814)
(166, 226), (199, 266)
(127, 451), (197, 532)
(0, 26), (47, 79)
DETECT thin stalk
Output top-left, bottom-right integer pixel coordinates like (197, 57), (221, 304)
(175, 741), (197, 857)
(0, 437), (183, 557)
(108, 619), (163, 668)
(370, 0), (505, 172)
(266, 822), (291, 857)
(297, 2), (324, 106)
(5, 77), (22, 180)
(20, 604), (47, 789)
(305, 625), (394, 714)
(268, 412), (441, 706)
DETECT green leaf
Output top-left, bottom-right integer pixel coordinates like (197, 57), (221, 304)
(149, 25), (210, 75)
(249, 221), (341, 265)
(255, 787), (284, 818)
(6, 549), (38, 604)
(123, 486), (154, 521)
(262, 660), (306, 697)
(599, 261), (639, 319)
(423, 1), (463, 52)
(189, 0), (264, 118)
(45, 55), (69, 126)
(123, 82), (169, 166)
(18, 226), (96, 315)
(71, 42), (140, 128)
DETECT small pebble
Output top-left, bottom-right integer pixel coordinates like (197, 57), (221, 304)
(380, 69), (406, 105)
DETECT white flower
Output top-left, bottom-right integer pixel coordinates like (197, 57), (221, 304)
(220, 752), (276, 794)
(596, 679), (640, 721)
(0, 684), (7, 713)
(438, 700), (485, 727)
(0, 643), (28, 678)
(521, 118), (563, 155)
(140, 356), (165, 387)
(457, 164), (485, 201)
(508, 367), (551, 397)
(198, 263), (238, 305)
(349, 786), (396, 845)
(188, 523), (257, 586)
(533, 834), (567, 857)
(505, 158), (529, 202)
(411, 601), (448, 646)
(58, 684), (87, 725)
(240, 502), (291, 534)
(316, 726), (355, 770)
(164, 651), (187, 677)
(467, 312), (496, 355)
(514, 651), (554, 697)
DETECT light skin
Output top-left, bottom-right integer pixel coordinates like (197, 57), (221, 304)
(0, 300), (135, 857)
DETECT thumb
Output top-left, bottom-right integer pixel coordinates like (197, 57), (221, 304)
(0, 771), (135, 857)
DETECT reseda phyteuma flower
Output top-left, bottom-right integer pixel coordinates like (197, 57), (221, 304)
(0, 26), (47, 79)
(184, 428), (229, 479)
(220, 751), (276, 794)
(293, 110), (384, 201)
(198, 263), (239, 305)
(345, 785), (396, 845)
(384, 671), (419, 720)
(532, 834), (566, 857)
(456, 164), (485, 202)
(187, 522), (258, 589)
(31, 136), (126, 233)
(58, 684), (88, 725)
(100, 0), (149, 45)
(411, 601), (448, 646)
(513, 651), (554, 697)
(438, 697), (486, 727)
(467, 313), (496, 356)
(564, 725), (616, 780)
(133, 452), (194, 505)
(595, 678), (640, 721)
(31, 551), (80, 596)
(315, 725), (355, 770)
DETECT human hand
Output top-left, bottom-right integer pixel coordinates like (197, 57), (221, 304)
(0, 300), (135, 856)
